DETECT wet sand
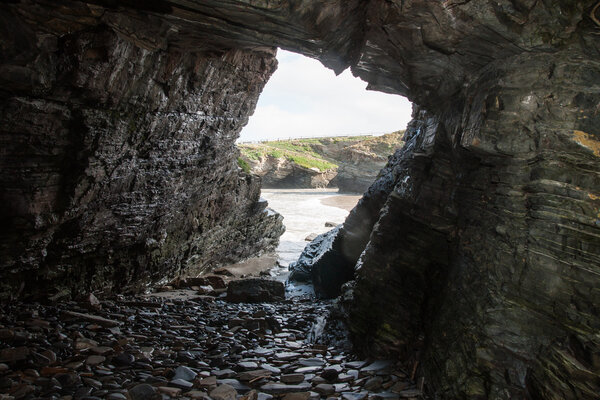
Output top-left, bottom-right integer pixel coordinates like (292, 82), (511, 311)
(221, 252), (278, 277)
(320, 193), (362, 211)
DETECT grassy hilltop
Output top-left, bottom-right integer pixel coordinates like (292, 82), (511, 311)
(238, 132), (404, 173)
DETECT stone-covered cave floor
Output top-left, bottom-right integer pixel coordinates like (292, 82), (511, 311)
(0, 290), (423, 400)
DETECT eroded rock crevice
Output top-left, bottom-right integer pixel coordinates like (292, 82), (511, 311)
(1, 1), (599, 399)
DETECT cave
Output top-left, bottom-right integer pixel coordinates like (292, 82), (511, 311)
(1, 1), (599, 399)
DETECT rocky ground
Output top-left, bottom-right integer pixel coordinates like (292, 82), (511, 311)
(0, 277), (423, 400)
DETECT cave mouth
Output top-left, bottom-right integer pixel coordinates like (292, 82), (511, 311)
(1, 1), (599, 398)
(235, 49), (412, 288)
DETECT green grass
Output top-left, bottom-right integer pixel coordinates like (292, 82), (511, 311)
(239, 144), (337, 172)
(287, 154), (337, 171)
(237, 157), (250, 173)
(238, 132), (405, 173)
(261, 141), (321, 158)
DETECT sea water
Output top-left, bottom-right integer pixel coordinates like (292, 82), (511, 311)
(261, 189), (361, 294)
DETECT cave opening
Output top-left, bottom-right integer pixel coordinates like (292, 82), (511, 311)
(1, 1), (599, 399)
(235, 49), (412, 293)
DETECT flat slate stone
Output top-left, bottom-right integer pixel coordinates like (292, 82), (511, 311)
(210, 384), (238, 400)
(341, 392), (368, 400)
(174, 365), (198, 381)
(275, 352), (301, 361)
(360, 360), (392, 373)
(261, 364), (281, 374)
(282, 392), (311, 400)
(199, 376), (217, 387)
(313, 384), (335, 396)
(170, 378), (194, 389)
(294, 366), (322, 374)
(260, 383), (312, 394)
(238, 369), (272, 381)
(345, 361), (367, 369)
(298, 358), (325, 367)
(128, 384), (157, 400)
(213, 369), (236, 378)
(238, 361), (259, 370)
(218, 379), (251, 393)
(257, 393), (274, 400)
(281, 373), (305, 384)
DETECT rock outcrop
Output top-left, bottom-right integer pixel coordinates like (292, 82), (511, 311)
(245, 155), (337, 189)
(1, 1), (599, 399)
(226, 278), (285, 303)
(289, 226), (355, 298)
(0, 4), (284, 299)
(240, 133), (404, 192)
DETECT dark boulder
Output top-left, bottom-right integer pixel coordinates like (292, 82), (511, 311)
(226, 279), (284, 303)
(288, 226), (355, 299)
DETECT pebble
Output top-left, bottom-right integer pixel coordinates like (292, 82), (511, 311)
(210, 383), (238, 400)
(199, 376), (218, 388)
(86, 355), (106, 366)
(342, 392), (368, 400)
(321, 365), (342, 382)
(364, 376), (383, 391)
(238, 369), (272, 381)
(281, 373), (305, 384)
(107, 393), (127, 400)
(238, 361), (259, 370)
(261, 382), (312, 394)
(361, 361), (392, 374)
(299, 358), (325, 367)
(0, 347), (30, 363)
(128, 383), (157, 400)
(188, 390), (211, 399)
(171, 378), (195, 389)
(283, 392), (312, 400)
(314, 384), (335, 396)
(174, 365), (198, 381)
(159, 386), (183, 396)
(0, 294), (422, 399)
(219, 378), (251, 393)
(214, 369), (236, 378)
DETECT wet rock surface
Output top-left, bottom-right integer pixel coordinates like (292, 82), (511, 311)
(1, 1), (599, 398)
(0, 9), (284, 300)
(288, 227), (353, 299)
(227, 279), (285, 303)
(0, 295), (423, 400)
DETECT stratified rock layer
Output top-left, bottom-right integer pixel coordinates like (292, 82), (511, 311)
(0, 9), (283, 299)
(1, 1), (599, 399)
(240, 133), (404, 192)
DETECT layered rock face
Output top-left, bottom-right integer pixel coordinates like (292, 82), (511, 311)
(0, 4), (283, 299)
(246, 156), (337, 189)
(1, 0), (599, 399)
(240, 134), (403, 192)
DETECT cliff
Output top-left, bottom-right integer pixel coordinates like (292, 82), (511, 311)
(1, 1), (599, 399)
(0, 4), (284, 299)
(239, 132), (404, 192)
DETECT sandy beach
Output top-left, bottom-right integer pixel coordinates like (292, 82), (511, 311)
(320, 193), (361, 211)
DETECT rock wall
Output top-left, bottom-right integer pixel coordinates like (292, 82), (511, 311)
(0, 5), (283, 299)
(245, 155), (337, 189)
(240, 133), (404, 192)
(1, 0), (599, 398)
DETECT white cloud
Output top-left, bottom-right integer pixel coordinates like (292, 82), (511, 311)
(238, 50), (413, 142)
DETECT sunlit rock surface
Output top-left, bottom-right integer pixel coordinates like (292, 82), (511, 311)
(1, 1), (599, 398)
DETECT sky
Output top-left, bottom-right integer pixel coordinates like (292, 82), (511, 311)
(238, 50), (412, 142)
